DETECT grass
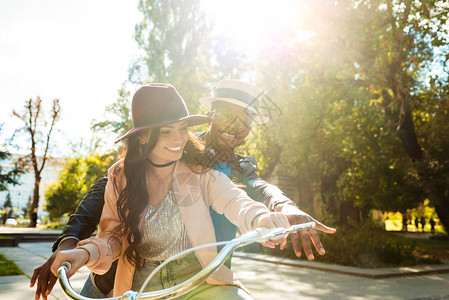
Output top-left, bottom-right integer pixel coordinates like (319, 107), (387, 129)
(0, 253), (24, 276)
(392, 233), (449, 262)
(45, 223), (66, 230)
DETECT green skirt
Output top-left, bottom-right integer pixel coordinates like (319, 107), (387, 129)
(131, 253), (253, 300)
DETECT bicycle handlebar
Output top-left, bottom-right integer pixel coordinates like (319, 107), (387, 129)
(57, 222), (316, 300)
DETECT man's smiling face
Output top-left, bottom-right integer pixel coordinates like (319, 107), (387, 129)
(208, 101), (254, 151)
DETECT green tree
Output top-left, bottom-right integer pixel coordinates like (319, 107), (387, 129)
(12, 98), (61, 227)
(21, 196), (32, 218)
(2, 192), (12, 209)
(91, 84), (133, 140)
(130, 0), (213, 113)
(238, 0), (447, 225)
(312, 0), (449, 231)
(45, 158), (84, 219)
(45, 152), (114, 219)
(102, 0), (247, 146)
(0, 125), (25, 191)
(0, 150), (25, 192)
(1, 192), (13, 222)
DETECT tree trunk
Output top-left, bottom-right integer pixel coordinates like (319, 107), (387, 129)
(29, 175), (40, 227)
(396, 109), (423, 161)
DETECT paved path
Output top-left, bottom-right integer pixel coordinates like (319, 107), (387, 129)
(1, 242), (449, 300)
(0, 242), (89, 300)
(235, 256), (449, 300)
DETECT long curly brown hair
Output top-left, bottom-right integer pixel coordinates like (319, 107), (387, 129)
(114, 129), (206, 265)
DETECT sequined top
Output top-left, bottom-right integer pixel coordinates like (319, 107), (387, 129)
(137, 190), (192, 262)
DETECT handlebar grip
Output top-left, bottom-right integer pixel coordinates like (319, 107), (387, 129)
(61, 261), (72, 271)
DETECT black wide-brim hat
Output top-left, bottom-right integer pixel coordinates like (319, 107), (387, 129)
(199, 79), (270, 124)
(115, 83), (211, 143)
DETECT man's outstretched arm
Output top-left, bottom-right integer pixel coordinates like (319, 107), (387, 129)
(239, 157), (336, 260)
(30, 175), (108, 300)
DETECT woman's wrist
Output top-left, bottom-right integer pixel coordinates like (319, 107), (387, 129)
(57, 237), (78, 251)
(251, 212), (268, 229)
(75, 247), (91, 265)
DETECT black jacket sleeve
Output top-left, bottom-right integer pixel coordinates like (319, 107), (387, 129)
(238, 156), (296, 211)
(51, 175), (108, 252)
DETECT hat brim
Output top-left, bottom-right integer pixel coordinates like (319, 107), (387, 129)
(115, 115), (211, 143)
(199, 97), (269, 124)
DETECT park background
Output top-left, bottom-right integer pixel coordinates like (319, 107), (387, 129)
(1, 0), (449, 268)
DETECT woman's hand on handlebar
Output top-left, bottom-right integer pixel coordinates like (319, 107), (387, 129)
(50, 248), (90, 278)
(253, 212), (290, 248)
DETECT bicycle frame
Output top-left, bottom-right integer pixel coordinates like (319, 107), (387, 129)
(57, 222), (316, 300)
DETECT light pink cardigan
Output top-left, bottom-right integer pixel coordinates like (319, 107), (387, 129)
(77, 159), (271, 297)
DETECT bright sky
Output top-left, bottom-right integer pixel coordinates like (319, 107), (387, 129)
(202, 0), (303, 55)
(0, 0), (141, 155)
(0, 0), (303, 156)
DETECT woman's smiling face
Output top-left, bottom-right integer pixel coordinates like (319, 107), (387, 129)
(149, 121), (189, 164)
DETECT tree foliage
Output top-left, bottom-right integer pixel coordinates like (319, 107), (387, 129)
(2, 192), (12, 209)
(234, 0), (449, 231)
(45, 152), (115, 219)
(0, 125), (25, 191)
(0, 150), (25, 192)
(91, 84), (133, 142)
(130, 0), (248, 113)
(130, 0), (213, 113)
(303, 0), (449, 230)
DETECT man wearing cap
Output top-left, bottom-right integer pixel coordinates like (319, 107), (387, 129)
(31, 80), (335, 299)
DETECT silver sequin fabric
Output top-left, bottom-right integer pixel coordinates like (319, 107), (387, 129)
(137, 191), (192, 262)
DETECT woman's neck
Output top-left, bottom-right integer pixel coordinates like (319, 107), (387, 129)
(148, 162), (176, 181)
(146, 161), (176, 206)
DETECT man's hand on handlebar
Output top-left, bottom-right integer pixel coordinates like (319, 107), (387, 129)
(30, 238), (78, 300)
(277, 205), (336, 260)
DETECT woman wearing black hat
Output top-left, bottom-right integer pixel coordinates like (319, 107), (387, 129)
(50, 83), (289, 299)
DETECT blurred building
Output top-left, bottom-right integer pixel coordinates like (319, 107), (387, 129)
(0, 154), (61, 221)
(266, 174), (321, 219)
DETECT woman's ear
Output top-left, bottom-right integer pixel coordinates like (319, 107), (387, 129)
(138, 129), (152, 145)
